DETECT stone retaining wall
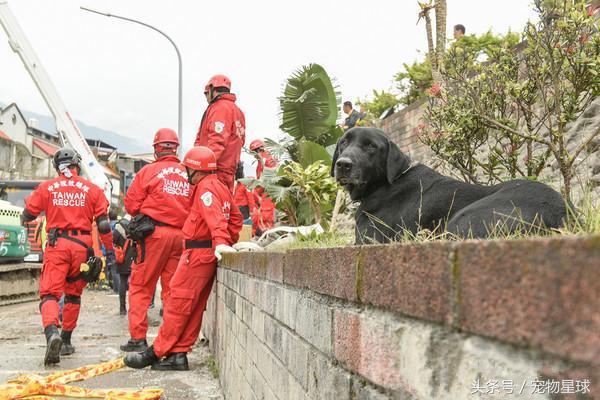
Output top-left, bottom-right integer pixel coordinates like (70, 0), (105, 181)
(202, 236), (599, 399)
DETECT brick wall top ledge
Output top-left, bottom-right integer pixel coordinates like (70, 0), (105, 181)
(220, 235), (600, 364)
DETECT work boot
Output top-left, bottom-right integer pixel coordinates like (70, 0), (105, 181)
(120, 338), (148, 352)
(44, 325), (62, 365)
(60, 330), (75, 356)
(151, 352), (189, 371)
(124, 345), (158, 369)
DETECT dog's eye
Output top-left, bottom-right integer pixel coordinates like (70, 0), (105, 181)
(366, 143), (376, 151)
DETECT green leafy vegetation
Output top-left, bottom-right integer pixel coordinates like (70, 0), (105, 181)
(421, 0), (600, 200)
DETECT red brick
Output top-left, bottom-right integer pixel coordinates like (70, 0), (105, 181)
(284, 247), (360, 302)
(360, 242), (454, 324)
(333, 309), (416, 393)
(457, 236), (600, 365)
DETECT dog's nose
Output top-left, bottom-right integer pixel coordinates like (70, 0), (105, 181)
(336, 157), (353, 173)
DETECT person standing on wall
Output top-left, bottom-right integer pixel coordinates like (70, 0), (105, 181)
(194, 74), (246, 192)
(124, 146), (243, 371)
(20, 148), (115, 365)
(120, 128), (190, 352)
(341, 101), (361, 131)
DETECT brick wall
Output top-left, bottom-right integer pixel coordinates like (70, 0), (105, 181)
(203, 236), (600, 399)
(380, 99), (431, 164)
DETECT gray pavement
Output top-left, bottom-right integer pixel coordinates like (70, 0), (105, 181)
(0, 290), (223, 399)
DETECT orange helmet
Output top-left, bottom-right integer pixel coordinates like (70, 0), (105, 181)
(182, 146), (217, 171)
(204, 74), (231, 93)
(153, 128), (179, 146)
(249, 139), (265, 151)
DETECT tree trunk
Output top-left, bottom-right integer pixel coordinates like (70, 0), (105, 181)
(329, 189), (345, 233)
(560, 163), (572, 201)
(424, 13), (436, 70)
(434, 0), (447, 82)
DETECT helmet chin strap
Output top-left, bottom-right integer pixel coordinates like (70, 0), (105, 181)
(187, 169), (197, 185)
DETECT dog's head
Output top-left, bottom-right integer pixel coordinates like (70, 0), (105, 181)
(331, 127), (410, 201)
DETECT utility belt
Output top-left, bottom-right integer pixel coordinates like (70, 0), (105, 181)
(128, 214), (176, 263)
(184, 239), (213, 250)
(47, 228), (103, 283)
(127, 214), (175, 241)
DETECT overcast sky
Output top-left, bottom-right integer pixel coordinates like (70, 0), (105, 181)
(1, 0), (537, 155)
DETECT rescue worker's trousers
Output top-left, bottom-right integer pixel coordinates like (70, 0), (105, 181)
(153, 248), (216, 357)
(39, 236), (89, 331)
(128, 225), (183, 340)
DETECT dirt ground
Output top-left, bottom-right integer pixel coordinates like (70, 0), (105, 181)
(0, 289), (223, 400)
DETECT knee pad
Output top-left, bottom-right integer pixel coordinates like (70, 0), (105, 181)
(64, 295), (81, 305)
(39, 294), (58, 311)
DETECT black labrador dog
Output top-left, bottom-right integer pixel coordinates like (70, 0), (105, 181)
(332, 127), (567, 244)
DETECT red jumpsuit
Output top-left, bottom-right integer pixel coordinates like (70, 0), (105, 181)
(124, 155), (190, 340)
(255, 149), (277, 179)
(251, 188), (276, 236)
(233, 181), (256, 220)
(195, 93), (246, 191)
(153, 174), (243, 357)
(24, 172), (113, 331)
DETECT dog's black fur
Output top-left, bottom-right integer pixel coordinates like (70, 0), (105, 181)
(332, 127), (567, 244)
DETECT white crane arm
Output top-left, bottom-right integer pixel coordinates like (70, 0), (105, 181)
(0, 1), (112, 202)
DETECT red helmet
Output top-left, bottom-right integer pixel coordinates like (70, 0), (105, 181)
(182, 146), (217, 171)
(153, 128), (179, 146)
(204, 74), (231, 93)
(249, 139), (265, 151)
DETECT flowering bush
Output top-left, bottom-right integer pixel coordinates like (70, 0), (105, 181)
(421, 0), (600, 199)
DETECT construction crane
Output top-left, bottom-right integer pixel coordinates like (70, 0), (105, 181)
(0, 1), (112, 202)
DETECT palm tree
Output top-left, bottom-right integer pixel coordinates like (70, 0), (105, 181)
(417, 1), (447, 83)
(435, 0), (447, 70)
(417, 2), (437, 69)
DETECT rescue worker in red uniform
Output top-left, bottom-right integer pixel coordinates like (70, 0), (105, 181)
(249, 139), (277, 179)
(233, 163), (256, 220)
(124, 146), (243, 371)
(21, 148), (115, 365)
(194, 74), (246, 192)
(120, 128), (190, 352)
(252, 186), (276, 236)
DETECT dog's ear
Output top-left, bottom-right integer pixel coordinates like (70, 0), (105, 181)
(385, 138), (410, 184)
(330, 139), (340, 177)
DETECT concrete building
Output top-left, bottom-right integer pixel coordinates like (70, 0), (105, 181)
(0, 102), (151, 210)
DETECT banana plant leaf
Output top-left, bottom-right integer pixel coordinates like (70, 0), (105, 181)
(297, 140), (332, 167)
(279, 64), (341, 142)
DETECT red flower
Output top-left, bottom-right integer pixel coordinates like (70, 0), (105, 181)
(427, 83), (442, 98)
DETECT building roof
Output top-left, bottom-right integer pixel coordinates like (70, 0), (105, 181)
(102, 164), (120, 178)
(87, 138), (117, 151)
(0, 130), (11, 141)
(0, 103), (27, 125)
(32, 139), (60, 156)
